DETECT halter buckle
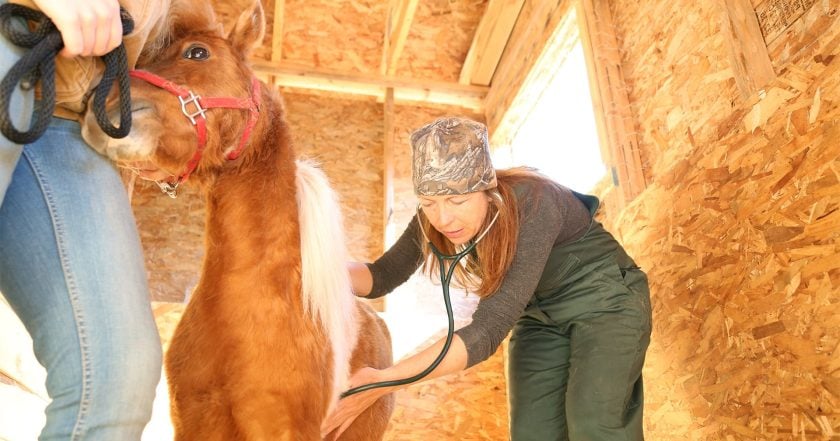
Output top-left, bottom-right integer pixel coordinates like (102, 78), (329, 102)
(156, 180), (180, 198)
(178, 91), (206, 125)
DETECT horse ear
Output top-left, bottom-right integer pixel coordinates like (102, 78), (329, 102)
(227, 0), (266, 56)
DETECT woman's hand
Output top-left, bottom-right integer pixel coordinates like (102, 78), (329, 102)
(33, 0), (123, 57)
(322, 335), (468, 438)
(321, 367), (394, 439)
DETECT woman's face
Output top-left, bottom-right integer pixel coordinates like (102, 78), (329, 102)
(419, 191), (491, 246)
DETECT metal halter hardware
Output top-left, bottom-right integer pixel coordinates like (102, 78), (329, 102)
(178, 91), (206, 125)
(128, 70), (261, 198)
(156, 180), (180, 199)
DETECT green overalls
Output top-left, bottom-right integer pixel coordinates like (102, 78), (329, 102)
(507, 192), (652, 440)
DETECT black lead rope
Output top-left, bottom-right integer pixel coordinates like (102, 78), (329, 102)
(0, 3), (134, 144)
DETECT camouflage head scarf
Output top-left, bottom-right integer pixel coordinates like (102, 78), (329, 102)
(410, 117), (497, 196)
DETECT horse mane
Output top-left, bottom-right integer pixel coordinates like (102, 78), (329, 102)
(295, 159), (359, 398)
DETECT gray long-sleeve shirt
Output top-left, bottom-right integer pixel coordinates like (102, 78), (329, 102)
(366, 181), (593, 367)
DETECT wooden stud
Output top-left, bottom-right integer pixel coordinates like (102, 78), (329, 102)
(575, 1), (616, 193)
(576, 0), (646, 202)
(271, 0), (285, 63)
(383, 87), (395, 248)
(371, 87), (397, 314)
(267, 0), (285, 88)
(381, 0), (420, 76)
(459, 0), (526, 86)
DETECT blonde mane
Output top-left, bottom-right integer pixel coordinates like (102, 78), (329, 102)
(295, 159), (359, 401)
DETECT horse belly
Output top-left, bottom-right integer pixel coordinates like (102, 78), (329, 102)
(339, 301), (395, 441)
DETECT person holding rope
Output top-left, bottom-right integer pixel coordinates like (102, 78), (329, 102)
(0, 0), (167, 438)
(323, 116), (652, 440)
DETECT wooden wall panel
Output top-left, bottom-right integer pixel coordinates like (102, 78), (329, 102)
(609, 0), (741, 184)
(603, 0), (840, 438)
(394, 0), (489, 82)
(281, 92), (386, 262)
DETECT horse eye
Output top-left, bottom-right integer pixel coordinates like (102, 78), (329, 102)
(183, 45), (210, 60)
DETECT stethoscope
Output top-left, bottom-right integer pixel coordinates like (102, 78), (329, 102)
(341, 207), (500, 398)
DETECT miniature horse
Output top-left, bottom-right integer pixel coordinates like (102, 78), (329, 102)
(82, 1), (394, 439)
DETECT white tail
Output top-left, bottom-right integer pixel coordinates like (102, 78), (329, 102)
(295, 159), (359, 403)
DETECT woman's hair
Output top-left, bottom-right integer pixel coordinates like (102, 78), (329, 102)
(418, 166), (558, 298)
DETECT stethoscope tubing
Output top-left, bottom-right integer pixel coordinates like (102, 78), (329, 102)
(340, 209), (500, 399)
(339, 242), (474, 398)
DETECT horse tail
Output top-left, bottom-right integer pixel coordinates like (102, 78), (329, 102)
(294, 159), (358, 397)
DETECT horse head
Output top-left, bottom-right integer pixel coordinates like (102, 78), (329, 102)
(83, 0), (268, 197)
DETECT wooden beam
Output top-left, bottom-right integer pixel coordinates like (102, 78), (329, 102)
(253, 62), (487, 110)
(459, 0), (525, 86)
(576, 0), (646, 203)
(381, 0), (420, 76)
(484, 0), (571, 132)
(383, 87), (395, 237)
(271, 0), (285, 62)
(576, 1), (614, 187)
(267, 0), (285, 88)
(718, 0), (776, 99)
(368, 87), (396, 314)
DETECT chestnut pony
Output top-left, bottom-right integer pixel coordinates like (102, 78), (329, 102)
(82, 1), (394, 439)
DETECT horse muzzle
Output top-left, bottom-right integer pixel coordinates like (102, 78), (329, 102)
(81, 103), (161, 163)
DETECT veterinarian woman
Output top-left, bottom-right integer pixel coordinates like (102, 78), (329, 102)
(0, 0), (166, 438)
(323, 117), (652, 440)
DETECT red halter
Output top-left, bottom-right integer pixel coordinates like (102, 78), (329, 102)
(128, 70), (261, 197)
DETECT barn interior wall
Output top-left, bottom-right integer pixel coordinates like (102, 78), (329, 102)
(601, 0), (840, 438)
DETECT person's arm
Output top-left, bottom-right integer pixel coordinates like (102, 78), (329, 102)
(321, 334), (469, 438)
(347, 261), (373, 297)
(356, 215), (425, 299)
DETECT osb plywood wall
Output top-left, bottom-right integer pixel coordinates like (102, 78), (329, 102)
(214, 0), (487, 80)
(281, 92), (385, 261)
(603, 0), (840, 438)
(394, 0), (488, 81)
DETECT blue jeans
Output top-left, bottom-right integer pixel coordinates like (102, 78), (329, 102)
(0, 118), (162, 440)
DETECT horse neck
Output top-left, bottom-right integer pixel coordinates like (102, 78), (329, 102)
(201, 95), (300, 276)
